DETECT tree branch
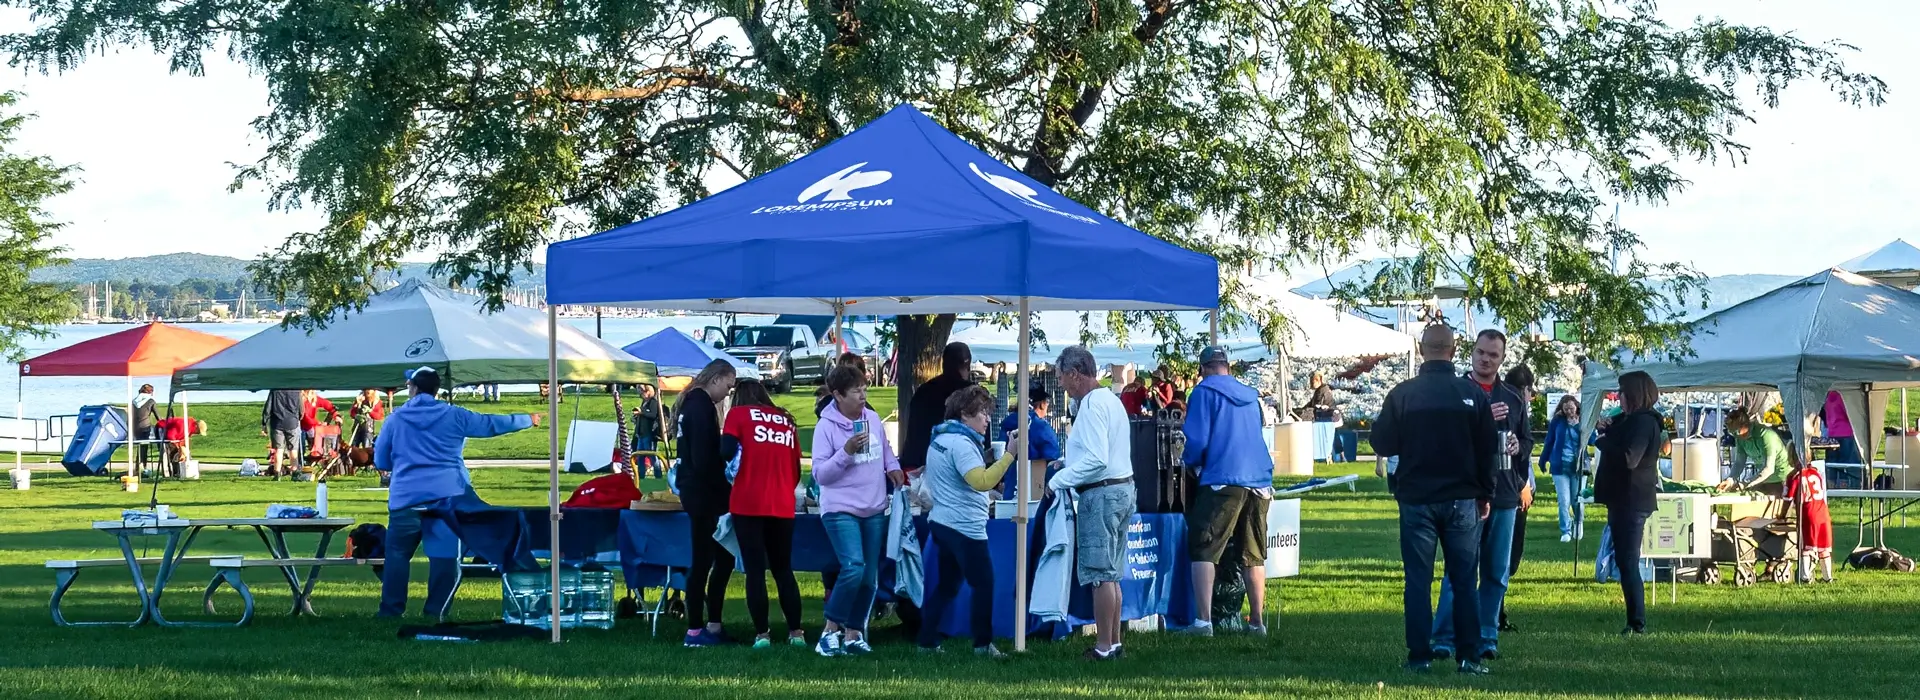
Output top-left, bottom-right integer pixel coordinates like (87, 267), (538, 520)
(519, 66), (802, 115)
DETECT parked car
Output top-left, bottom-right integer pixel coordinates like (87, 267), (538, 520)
(722, 324), (833, 393)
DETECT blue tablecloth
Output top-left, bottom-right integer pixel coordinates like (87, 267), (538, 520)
(923, 511), (1194, 640)
(616, 509), (1194, 641)
(1312, 421), (1337, 461)
(615, 510), (841, 578)
(421, 506), (627, 564)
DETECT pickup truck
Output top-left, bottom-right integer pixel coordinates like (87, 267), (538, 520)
(722, 324), (835, 393)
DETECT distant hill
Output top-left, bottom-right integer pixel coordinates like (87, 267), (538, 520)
(33, 253), (252, 284)
(32, 253), (545, 290)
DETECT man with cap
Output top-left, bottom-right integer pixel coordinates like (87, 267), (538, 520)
(1176, 346), (1276, 637)
(998, 384), (1063, 495)
(375, 366), (543, 618)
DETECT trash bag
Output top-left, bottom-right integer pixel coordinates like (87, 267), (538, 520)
(1212, 537), (1248, 626)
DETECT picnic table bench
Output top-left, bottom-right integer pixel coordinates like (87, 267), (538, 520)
(204, 557), (373, 626)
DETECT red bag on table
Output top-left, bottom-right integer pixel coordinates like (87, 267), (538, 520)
(564, 473), (642, 509)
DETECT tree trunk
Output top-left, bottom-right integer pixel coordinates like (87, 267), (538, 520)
(893, 313), (957, 429)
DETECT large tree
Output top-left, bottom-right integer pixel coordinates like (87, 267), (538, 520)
(0, 92), (76, 361)
(2, 0), (1882, 401)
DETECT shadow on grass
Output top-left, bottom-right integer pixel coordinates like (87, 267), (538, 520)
(2, 603), (1916, 699)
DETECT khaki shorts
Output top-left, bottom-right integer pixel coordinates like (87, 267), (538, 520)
(1075, 484), (1137, 585)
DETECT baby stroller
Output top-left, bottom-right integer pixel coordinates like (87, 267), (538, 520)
(1702, 497), (1800, 586)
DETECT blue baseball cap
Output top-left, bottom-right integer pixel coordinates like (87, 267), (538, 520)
(405, 366), (438, 383)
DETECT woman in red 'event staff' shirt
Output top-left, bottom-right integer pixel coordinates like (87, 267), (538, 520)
(722, 379), (808, 649)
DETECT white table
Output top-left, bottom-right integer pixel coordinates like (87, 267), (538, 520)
(92, 516), (356, 625)
(1827, 489), (1920, 551)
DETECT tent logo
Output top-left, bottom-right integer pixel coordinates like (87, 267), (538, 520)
(753, 162), (894, 215)
(18, 364), (27, 375)
(968, 163), (1098, 224)
(404, 338), (435, 358)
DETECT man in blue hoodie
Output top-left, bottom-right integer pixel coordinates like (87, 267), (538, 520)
(375, 366), (542, 618)
(1176, 346), (1276, 636)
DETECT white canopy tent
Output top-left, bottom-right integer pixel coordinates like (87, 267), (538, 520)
(1578, 269), (1920, 470)
(176, 280), (656, 390)
(1838, 238), (1920, 290)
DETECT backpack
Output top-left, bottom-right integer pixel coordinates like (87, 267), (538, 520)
(564, 473), (643, 508)
(1848, 547), (1916, 572)
(346, 523), (387, 560)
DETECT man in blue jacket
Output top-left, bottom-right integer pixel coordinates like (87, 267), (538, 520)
(375, 366), (542, 618)
(998, 385), (1062, 495)
(1176, 346), (1276, 636)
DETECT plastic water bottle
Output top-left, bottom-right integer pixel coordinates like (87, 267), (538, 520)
(315, 481), (329, 518)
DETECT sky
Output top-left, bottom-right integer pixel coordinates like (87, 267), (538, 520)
(0, 1), (1911, 278)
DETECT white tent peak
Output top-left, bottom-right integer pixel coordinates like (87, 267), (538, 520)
(1837, 239), (1920, 288)
(1580, 267), (1920, 462)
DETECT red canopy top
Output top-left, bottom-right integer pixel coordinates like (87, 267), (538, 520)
(19, 323), (239, 377)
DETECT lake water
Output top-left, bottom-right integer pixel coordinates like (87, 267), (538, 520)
(0, 313), (1231, 422)
(0, 317), (741, 420)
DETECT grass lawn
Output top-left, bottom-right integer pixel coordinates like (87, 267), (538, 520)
(105, 388), (900, 462)
(4, 463), (1918, 699)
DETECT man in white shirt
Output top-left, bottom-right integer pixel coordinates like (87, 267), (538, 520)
(1048, 345), (1136, 661)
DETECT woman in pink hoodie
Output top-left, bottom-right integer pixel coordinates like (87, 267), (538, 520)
(810, 365), (903, 656)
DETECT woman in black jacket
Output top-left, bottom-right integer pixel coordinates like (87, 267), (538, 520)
(1593, 370), (1663, 636)
(674, 359), (738, 647)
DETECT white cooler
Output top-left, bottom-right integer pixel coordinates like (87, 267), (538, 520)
(1272, 422), (1314, 477)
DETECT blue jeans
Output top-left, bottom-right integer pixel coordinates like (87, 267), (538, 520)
(1433, 506), (1516, 655)
(380, 501), (466, 618)
(1399, 499), (1482, 663)
(822, 511), (886, 632)
(1553, 474), (1582, 537)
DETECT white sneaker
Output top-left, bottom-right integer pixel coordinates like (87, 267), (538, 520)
(1560, 533), (1572, 543)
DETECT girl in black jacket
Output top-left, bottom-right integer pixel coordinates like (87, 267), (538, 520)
(674, 360), (738, 647)
(1593, 370), (1663, 636)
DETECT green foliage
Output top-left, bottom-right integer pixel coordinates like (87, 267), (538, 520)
(0, 0), (1883, 363)
(0, 92), (77, 361)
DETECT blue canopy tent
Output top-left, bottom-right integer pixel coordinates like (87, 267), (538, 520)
(619, 327), (758, 379)
(542, 104), (1219, 646)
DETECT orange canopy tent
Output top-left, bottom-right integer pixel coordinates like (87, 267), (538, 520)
(15, 323), (238, 471)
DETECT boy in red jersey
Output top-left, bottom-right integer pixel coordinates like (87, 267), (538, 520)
(1783, 451), (1834, 583)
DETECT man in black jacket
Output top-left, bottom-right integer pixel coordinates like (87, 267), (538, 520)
(1430, 329), (1529, 662)
(260, 389), (303, 479)
(900, 342), (973, 470)
(1371, 324), (1497, 675)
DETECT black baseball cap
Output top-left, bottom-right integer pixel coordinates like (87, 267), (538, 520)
(1199, 345), (1231, 366)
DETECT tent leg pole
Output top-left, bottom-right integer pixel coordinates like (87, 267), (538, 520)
(181, 395), (190, 472)
(14, 380), (21, 471)
(548, 303), (563, 642)
(1014, 297), (1032, 653)
(125, 376), (133, 479)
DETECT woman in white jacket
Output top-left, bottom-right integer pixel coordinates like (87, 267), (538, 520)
(916, 385), (1015, 658)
